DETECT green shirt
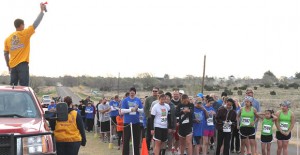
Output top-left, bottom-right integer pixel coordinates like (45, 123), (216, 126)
(144, 96), (157, 118)
(278, 110), (291, 132)
(240, 107), (254, 127)
(261, 118), (274, 135)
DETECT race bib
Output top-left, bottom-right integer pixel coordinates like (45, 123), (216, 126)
(181, 114), (189, 124)
(207, 118), (214, 126)
(241, 117), (250, 126)
(280, 122), (289, 131)
(263, 125), (271, 134)
(223, 123), (231, 132)
(130, 112), (136, 115)
(104, 112), (109, 118)
(139, 115), (143, 123)
(161, 116), (167, 124)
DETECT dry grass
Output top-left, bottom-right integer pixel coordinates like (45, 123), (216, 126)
(79, 132), (121, 155)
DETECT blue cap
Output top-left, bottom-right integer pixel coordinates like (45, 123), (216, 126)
(197, 93), (203, 98)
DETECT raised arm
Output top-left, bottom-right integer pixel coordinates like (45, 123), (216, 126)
(33, 3), (46, 29)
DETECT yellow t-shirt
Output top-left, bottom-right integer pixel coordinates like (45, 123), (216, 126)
(4, 25), (35, 68)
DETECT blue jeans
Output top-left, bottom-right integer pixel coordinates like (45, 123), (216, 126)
(10, 62), (29, 86)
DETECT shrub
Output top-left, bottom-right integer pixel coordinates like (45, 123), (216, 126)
(264, 84), (271, 88)
(288, 83), (299, 89)
(237, 90), (243, 95)
(278, 84), (285, 88)
(270, 91), (276, 95)
(239, 85), (248, 90)
(233, 87), (238, 90)
(254, 86), (258, 90)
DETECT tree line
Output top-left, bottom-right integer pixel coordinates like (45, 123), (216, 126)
(0, 71), (300, 94)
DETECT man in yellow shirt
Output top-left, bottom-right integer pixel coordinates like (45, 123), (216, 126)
(4, 3), (46, 86)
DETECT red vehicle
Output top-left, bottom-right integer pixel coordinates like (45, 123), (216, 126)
(0, 86), (56, 155)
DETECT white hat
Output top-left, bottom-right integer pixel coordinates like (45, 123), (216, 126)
(179, 90), (185, 94)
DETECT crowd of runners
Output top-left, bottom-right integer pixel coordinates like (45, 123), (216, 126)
(76, 87), (295, 155)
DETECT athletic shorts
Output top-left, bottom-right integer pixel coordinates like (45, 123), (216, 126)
(154, 127), (168, 142)
(193, 136), (202, 145)
(239, 127), (255, 139)
(111, 116), (117, 125)
(100, 121), (110, 132)
(261, 135), (273, 143)
(276, 131), (291, 141)
(174, 125), (179, 141)
(203, 130), (214, 137)
(178, 125), (192, 138)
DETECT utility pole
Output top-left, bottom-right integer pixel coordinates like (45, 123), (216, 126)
(117, 72), (120, 95)
(201, 55), (206, 93)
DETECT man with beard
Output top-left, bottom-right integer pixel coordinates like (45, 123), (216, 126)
(144, 87), (160, 150)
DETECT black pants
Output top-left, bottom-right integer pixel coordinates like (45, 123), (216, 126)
(123, 123), (141, 155)
(10, 62), (29, 86)
(216, 130), (231, 155)
(56, 141), (81, 155)
(86, 118), (94, 131)
(146, 117), (152, 150)
(231, 126), (240, 151)
(117, 131), (123, 146)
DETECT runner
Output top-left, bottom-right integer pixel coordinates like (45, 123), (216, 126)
(144, 87), (160, 150)
(176, 94), (194, 155)
(215, 98), (237, 155)
(150, 94), (171, 155)
(237, 96), (260, 155)
(231, 98), (241, 153)
(259, 109), (277, 155)
(109, 95), (120, 139)
(172, 89), (182, 152)
(165, 92), (177, 153)
(98, 98), (111, 142)
(275, 101), (295, 155)
(121, 87), (144, 155)
(202, 97), (216, 155)
(116, 111), (124, 150)
(193, 100), (208, 155)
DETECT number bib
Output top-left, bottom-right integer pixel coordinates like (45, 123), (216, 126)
(129, 112), (136, 115)
(280, 122), (289, 131)
(241, 117), (250, 126)
(139, 115), (143, 123)
(161, 116), (167, 124)
(223, 123), (231, 132)
(262, 125), (271, 134)
(207, 118), (214, 126)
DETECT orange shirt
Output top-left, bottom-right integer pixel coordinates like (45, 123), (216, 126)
(4, 25), (35, 68)
(116, 115), (124, 132)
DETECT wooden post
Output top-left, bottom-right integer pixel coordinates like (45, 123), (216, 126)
(201, 55), (206, 93)
(117, 72), (120, 95)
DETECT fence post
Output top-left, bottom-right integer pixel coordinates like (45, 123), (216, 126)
(130, 123), (135, 155)
(297, 122), (299, 155)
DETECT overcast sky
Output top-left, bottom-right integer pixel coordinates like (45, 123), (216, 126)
(0, 0), (299, 79)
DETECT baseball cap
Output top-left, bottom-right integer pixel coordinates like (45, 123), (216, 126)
(197, 93), (204, 98)
(179, 90), (185, 94)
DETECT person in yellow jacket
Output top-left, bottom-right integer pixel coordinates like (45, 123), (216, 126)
(51, 96), (87, 155)
(4, 3), (46, 86)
